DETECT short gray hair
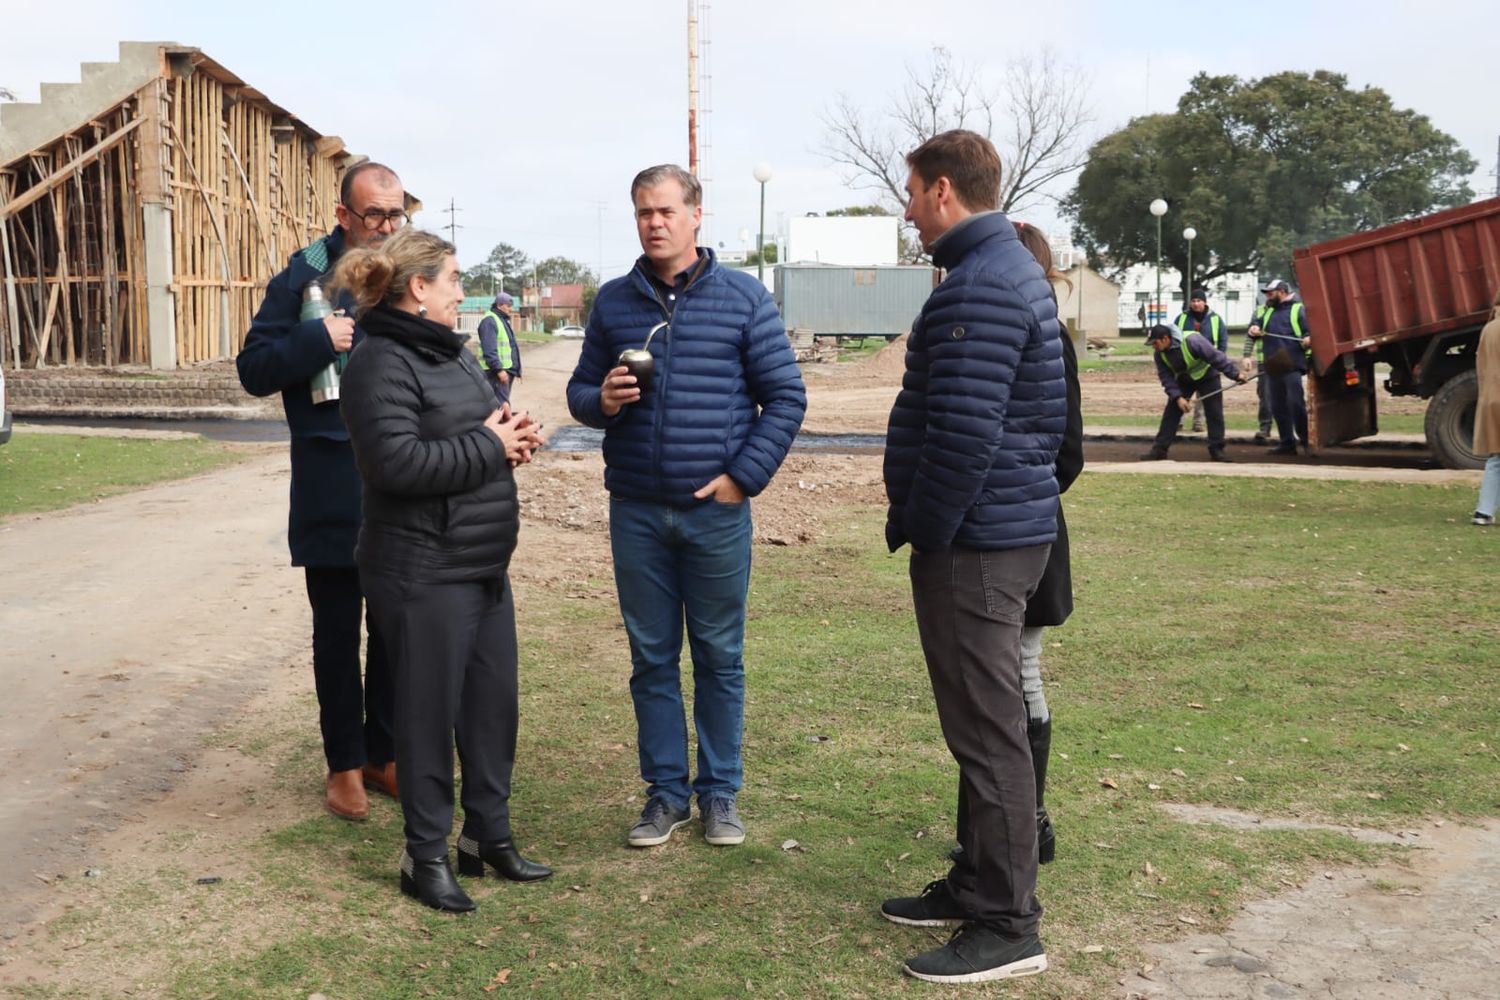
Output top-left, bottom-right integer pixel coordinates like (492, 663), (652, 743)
(630, 164), (701, 208)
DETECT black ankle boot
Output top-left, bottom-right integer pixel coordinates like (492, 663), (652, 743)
(456, 834), (554, 883)
(399, 850), (474, 912)
(1029, 717), (1055, 864)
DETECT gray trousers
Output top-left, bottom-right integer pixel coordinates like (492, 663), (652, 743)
(911, 543), (1050, 936)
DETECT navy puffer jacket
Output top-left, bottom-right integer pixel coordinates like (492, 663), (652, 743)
(883, 211), (1065, 553)
(340, 305), (518, 584)
(567, 250), (807, 506)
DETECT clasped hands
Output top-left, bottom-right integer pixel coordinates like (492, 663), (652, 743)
(483, 405), (545, 467)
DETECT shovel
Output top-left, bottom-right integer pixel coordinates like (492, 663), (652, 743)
(1196, 350), (1294, 400)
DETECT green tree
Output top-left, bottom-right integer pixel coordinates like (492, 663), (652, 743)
(1065, 70), (1476, 293)
(532, 256), (597, 287)
(462, 242), (530, 297)
(744, 243), (779, 267)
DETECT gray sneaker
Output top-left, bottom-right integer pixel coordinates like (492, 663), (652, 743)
(701, 796), (746, 846)
(627, 796), (691, 848)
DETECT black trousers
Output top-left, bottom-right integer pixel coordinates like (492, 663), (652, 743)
(363, 571), (519, 859)
(303, 567), (394, 773)
(1153, 374), (1226, 453)
(911, 543), (1050, 937)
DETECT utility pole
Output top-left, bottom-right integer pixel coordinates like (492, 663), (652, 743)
(592, 200), (607, 289)
(442, 198), (462, 246)
(687, 1), (700, 176)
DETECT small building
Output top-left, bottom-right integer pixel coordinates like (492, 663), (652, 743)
(521, 282), (585, 329)
(774, 263), (936, 340)
(0, 42), (401, 370)
(1112, 263), (1260, 329)
(1055, 264), (1121, 339)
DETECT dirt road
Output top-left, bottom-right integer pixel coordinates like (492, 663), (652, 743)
(1, 337), (1491, 995)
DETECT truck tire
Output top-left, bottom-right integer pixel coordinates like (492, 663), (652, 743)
(1424, 370), (1483, 470)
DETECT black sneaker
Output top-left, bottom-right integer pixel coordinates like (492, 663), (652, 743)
(880, 878), (968, 927)
(1208, 450), (1232, 462)
(1253, 432), (1270, 445)
(903, 923), (1048, 984)
(627, 796), (691, 848)
(1138, 448), (1170, 461)
(1474, 512), (1495, 527)
(1266, 444), (1297, 456)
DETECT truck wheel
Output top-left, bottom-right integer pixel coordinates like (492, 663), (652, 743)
(1424, 370), (1483, 470)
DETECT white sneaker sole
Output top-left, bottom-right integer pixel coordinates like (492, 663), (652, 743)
(903, 952), (1048, 983)
(627, 817), (689, 848)
(704, 830), (745, 846)
(880, 910), (964, 928)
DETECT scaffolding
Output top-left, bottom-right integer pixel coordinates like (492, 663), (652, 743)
(0, 44), (358, 369)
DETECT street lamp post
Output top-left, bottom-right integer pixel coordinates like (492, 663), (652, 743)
(1149, 199), (1168, 326)
(1182, 227), (1197, 305)
(753, 163), (773, 283)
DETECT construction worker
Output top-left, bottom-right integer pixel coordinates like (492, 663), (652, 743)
(1140, 323), (1245, 462)
(1242, 298), (1275, 443)
(1247, 278), (1310, 455)
(1176, 287), (1225, 433)
(477, 292), (522, 404)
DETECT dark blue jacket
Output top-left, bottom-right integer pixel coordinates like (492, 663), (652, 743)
(566, 249), (806, 506)
(1262, 299), (1309, 373)
(1174, 307), (1227, 353)
(236, 227), (365, 567)
(883, 211), (1066, 554)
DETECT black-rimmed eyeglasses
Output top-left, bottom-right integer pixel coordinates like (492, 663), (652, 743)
(344, 205), (410, 231)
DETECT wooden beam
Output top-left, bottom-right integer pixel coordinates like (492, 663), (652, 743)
(0, 118), (143, 222)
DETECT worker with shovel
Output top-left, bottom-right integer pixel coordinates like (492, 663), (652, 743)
(1248, 278), (1312, 455)
(1140, 323), (1248, 462)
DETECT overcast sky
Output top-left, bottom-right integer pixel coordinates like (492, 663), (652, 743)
(3, 1), (1494, 283)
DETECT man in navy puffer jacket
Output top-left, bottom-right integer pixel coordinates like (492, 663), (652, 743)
(879, 131), (1064, 986)
(567, 164), (805, 851)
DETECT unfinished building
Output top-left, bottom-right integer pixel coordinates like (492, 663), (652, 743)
(0, 42), (374, 371)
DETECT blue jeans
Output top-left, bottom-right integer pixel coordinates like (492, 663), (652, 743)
(610, 495), (752, 809)
(1478, 454), (1500, 517)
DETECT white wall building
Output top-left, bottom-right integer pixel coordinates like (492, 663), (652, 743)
(1112, 264), (1261, 329)
(785, 216), (899, 265)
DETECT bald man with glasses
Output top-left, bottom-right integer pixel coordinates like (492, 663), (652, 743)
(237, 161), (408, 822)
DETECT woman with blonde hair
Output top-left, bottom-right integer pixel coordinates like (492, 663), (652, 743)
(1007, 222), (1081, 864)
(335, 228), (550, 911)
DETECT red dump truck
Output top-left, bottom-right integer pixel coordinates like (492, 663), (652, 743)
(1293, 196), (1500, 469)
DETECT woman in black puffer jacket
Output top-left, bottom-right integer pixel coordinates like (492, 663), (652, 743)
(335, 228), (550, 912)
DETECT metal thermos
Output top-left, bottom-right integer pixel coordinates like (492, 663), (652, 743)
(303, 283), (345, 404)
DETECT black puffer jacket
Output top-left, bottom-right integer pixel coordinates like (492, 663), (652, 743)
(340, 305), (517, 583)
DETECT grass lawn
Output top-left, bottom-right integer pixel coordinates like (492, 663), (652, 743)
(0, 433), (250, 519)
(20, 474), (1498, 998)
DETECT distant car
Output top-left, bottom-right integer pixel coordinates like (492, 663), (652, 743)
(0, 367), (11, 445)
(555, 324), (585, 339)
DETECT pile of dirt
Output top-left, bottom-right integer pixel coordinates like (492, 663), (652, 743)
(863, 334), (909, 377)
(516, 451), (886, 551)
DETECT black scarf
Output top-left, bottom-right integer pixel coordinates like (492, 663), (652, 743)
(360, 304), (466, 360)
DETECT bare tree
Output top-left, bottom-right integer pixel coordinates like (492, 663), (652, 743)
(821, 47), (1092, 258)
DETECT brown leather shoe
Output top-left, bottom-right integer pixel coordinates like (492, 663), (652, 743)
(325, 768), (369, 821)
(362, 761), (399, 800)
